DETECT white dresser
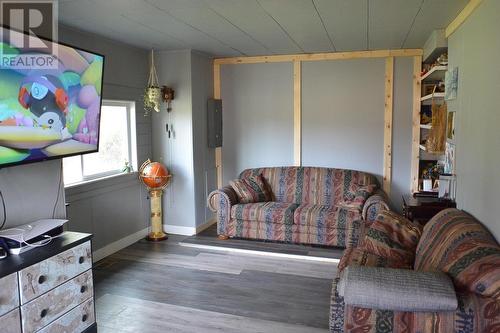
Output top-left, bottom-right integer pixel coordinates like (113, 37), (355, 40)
(0, 232), (96, 333)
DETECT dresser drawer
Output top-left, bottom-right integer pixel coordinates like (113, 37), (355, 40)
(21, 270), (93, 333)
(19, 240), (92, 304)
(0, 308), (21, 333)
(0, 273), (19, 316)
(38, 298), (95, 333)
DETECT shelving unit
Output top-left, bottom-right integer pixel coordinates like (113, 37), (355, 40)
(420, 92), (445, 102)
(420, 65), (447, 82)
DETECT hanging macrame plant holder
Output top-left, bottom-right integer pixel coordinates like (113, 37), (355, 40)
(144, 50), (161, 116)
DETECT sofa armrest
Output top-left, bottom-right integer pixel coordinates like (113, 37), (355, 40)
(362, 189), (390, 223)
(207, 186), (239, 235)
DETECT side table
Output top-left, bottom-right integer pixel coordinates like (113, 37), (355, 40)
(402, 195), (456, 225)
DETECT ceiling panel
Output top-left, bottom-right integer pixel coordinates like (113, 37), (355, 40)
(145, 0), (268, 55)
(57, 0), (469, 56)
(403, 0), (469, 48)
(369, 0), (423, 49)
(314, 0), (367, 51)
(256, 0), (334, 53)
(205, 0), (301, 55)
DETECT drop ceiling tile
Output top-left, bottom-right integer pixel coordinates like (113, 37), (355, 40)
(313, 0), (367, 51)
(369, 0), (423, 49)
(403, 0), (469, 48)
(256, 0), (334, 53)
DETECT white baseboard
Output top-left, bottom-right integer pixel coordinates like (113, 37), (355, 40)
(164, 224), (196, 236)
(93, 227), (149, 262)
(164, 218), (216, 236)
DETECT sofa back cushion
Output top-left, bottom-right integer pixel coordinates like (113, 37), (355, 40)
(415, 208), (500, 300)
(239, 167), (377, 206)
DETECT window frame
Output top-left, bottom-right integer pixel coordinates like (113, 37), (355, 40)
(63, 99), (137, 186)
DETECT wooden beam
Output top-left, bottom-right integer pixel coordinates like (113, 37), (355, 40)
(214, 49), (423, 65)
(410, 56), (422, 193)
(383, 57), (394, 195)
(293, 61), (302, 166)
(446, 0), (483, 37)
(213, 63), (223, 188)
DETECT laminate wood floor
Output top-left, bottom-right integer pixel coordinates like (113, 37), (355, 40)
(94, 233), (340, 332)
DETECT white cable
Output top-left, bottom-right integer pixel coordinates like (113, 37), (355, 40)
(2, 228), (53, 248)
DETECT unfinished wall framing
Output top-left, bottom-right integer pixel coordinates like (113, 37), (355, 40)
(213, 49), (423, 196)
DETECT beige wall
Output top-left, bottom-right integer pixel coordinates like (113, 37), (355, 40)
(447, 0), (500, 240)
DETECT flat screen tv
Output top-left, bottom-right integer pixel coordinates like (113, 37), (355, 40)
(0, 26), (104, 168)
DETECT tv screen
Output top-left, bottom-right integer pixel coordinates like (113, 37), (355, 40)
(0, 27), (104, 168)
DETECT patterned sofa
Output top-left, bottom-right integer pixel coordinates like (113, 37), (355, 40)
(207, 167), (389, 247)
(330, 208), (500, 333)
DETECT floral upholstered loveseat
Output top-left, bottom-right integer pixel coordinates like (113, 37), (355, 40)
(330, 208), (500, 333)
(207, 167), (389, 247)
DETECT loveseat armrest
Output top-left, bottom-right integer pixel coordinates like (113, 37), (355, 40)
(362, 189), (390, 223)
(207, 186), (239, 235)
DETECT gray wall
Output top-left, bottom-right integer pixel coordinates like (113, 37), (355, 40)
(153, 50), (196, 229)
(391, 57), (414, 211)
(447, 0), (500, 240)
(220, 63), (294, 184)
(0, 160), (65, 228)
(191, 51), (216, 227)
(302, 59), (385, 180)
(60, 25), (151, 251)
(152, 50), (215, 230)
(220, 59), (414, 210)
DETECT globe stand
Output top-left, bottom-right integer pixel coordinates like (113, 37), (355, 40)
(147, 189), (168, 241)
(139, 159), (171, 243)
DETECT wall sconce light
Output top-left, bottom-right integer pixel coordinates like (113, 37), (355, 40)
(161, 86), (175, 112)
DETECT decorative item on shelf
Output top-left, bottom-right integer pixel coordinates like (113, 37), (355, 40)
(421, 163), (442, 192)
(161, 86), (175, 112)
(420, 105), (432, 125)
(143, 49), (161, 117)
(438, 174), (456, 201)
(425, 87), (447, 154)
(139, 159), (172, 241)
(435, 53), (448, 66)
(121, 161), (133, 173)
(445, 67), (458, 100)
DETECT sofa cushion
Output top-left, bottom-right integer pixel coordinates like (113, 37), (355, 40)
(338, 248), (413, 272)
(415, 209), (500, 301)
(293, 204), (362, 228)
(229, 174), (272, 203)
(339, 265), (457, 312)
(230, 202), (298, 225)
(362, 210), (422, 265)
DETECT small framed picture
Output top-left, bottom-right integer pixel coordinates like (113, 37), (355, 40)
(445, 67), (458, 100)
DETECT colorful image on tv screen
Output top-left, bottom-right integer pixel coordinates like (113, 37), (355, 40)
(0, 27), (104, 167)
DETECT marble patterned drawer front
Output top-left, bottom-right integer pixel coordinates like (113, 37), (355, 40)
(0, 272), (19, 316)
(38, 298), (94, 333)
(0, 308), (22, 333)
(20, 270), (93, 333)
(18, 241), (91, 304)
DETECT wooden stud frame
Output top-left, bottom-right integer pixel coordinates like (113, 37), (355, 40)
(213, 49), (424, 192)
(410, 56), (422, 193)
(383, 57), (394, 194)
(446, 0), (483, 37)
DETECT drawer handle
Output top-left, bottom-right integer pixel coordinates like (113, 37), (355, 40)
(38, 275), (47, 284)
(40, 309), (48, 318)
(79, 256), (85, 264)
(80, 285), (87, 293)
(82, 314), (88, 322)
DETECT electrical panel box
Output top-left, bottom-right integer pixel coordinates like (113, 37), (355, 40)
(207, 98), (222, 148)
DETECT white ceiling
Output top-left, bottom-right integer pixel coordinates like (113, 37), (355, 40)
(59, 0), (468, 57)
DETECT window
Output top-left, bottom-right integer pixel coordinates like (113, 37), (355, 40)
(63, 100), (137, 185)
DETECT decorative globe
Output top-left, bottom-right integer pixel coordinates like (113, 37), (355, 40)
(139, 159), (171, 189)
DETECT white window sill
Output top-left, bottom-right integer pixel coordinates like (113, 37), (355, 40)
(64, 171), (138, 189)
